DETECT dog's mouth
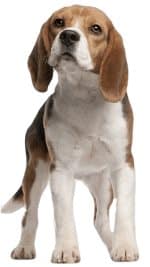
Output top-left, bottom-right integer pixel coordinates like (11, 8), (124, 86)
(61, 52), (76, 61)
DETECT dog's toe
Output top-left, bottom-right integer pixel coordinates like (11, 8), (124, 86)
(111, 241), (139, 262)
(11, 245), (36, 260)
(51, 246), (80, 263)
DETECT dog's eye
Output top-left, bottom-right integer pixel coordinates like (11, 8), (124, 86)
(90, 24), (102, 34)
(54, 18), (65, 28)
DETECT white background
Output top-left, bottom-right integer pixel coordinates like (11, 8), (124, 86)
(0, 0), (149, 266)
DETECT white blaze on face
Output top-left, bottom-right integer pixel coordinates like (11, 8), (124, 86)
(49, 20), (93, 70)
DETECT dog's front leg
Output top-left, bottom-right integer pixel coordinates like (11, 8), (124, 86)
(50, 168), (80, 263)
(111, 163), (139, 261)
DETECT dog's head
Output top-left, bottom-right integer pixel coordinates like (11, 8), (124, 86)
(28, 5), (128, 102)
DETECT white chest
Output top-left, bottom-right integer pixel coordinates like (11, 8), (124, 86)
(45, 82), (128, 177)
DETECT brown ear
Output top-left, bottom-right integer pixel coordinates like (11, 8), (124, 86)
(28, 23), (53, 92)
(100, 28), (128, 102)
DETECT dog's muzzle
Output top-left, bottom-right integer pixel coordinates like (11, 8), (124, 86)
(60, 30), (80, 47)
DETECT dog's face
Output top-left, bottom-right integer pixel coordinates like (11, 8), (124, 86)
(48, 6), (109, 72)
(28, 5), (128, 102)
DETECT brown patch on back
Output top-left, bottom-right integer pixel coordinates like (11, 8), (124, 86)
(122, 94), (134, 168)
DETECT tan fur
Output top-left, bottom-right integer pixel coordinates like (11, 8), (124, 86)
(28, 23), (53, 92)
(100, 28), (128, 102)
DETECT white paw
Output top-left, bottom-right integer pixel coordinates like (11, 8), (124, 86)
(111, 240), (139, 261)
(51, 246), (80, 263)
(11, 245), (36, 259)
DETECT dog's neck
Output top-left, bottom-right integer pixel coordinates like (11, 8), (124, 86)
(55, 59), (102, 103)
(52, 59), (124, 139)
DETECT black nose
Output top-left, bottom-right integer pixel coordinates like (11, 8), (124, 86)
(60, 30), (80, 47)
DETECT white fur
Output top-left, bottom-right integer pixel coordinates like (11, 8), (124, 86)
(50, 170), (80, 263)
(1, 197), (23, 213)
(11, 160), (49, 259)
(83, 170), (113, 251)
(111, 165), (139, 261)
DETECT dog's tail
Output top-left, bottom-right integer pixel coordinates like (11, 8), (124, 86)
(1, 186), (24, 213)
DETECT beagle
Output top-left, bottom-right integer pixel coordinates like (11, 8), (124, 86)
(2, 5), (139, 263)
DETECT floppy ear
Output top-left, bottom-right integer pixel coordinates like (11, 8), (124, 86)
(100, 28), (128, 102)
(28, 23), (53, 92)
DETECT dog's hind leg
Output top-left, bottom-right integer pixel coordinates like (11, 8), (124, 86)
(11, 105), (51, 259)
(11, 157), (49, 259)
(84, 170), (113, 252)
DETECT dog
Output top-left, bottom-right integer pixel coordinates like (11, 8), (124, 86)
(2, 5), (139, 263)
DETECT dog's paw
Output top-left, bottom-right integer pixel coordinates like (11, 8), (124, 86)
(110, 240), (139, 262)
(51, 246), (80, 263)
(11, 245), (36, 260)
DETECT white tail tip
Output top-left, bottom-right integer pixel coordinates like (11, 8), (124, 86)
(1, 198), (23, 213)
